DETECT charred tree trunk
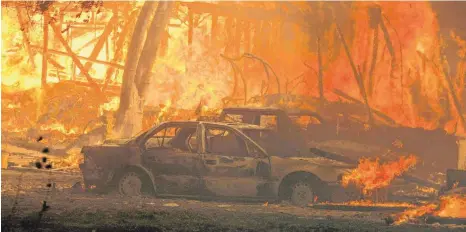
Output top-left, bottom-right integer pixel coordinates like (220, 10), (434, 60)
(114, 1), (158, 138)
(134, 1), (175, 99)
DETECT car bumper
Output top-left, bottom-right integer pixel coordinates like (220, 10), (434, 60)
(79, 163), (107, 189)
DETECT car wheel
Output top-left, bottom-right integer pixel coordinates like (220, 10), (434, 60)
(290, 182), (315, 207)
(118, 172), (142, 197)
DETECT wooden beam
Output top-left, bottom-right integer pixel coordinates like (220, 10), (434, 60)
(16, 6), (35, 69)
(181, 2), (306, 25)
(31, 45), (125, 69)
(66, 22), (108, 26)
(41, 13), (49, 88)
(105, 35), (109, 61)
(69, 25), (106, 30)
(47, 12), (102, 95)
(46, 55), (65, 70)
(82, 12), (119, 72)
(74, 36), (100, 54)
(188, 8), (194, 59)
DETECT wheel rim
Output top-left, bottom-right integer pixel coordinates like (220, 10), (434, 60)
(291, 182), (314, 206)
(119, 172), (142, 197)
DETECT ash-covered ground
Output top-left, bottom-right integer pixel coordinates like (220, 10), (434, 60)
(2, 169), (465, 232)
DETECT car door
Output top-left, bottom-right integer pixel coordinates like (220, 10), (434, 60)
(199, 123), (271, 198)
(141, 123), (203, 195)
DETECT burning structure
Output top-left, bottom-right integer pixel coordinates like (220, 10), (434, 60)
(2, 0), (466, 229)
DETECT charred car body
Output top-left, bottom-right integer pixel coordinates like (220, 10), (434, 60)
(80, 121), (354, 206)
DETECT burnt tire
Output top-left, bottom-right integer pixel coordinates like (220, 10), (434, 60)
(118, 171), (144, 197)
(290, 182), (316, 207)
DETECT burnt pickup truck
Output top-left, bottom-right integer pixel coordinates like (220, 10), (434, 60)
(80, 121), (355, 206)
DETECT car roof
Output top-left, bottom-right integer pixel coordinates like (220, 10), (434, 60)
(159, 120), (270, 130)
(205, 121), (270, 130)
(222, 107), (285, 113)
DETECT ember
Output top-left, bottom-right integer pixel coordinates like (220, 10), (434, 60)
(341, 155), (418, 195)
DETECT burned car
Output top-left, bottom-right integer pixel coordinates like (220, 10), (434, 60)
(80, 121), (354, 206)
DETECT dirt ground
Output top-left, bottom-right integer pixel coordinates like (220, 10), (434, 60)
(1, 169), (465, 232)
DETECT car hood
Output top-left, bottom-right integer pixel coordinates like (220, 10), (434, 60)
(103, 139), (132, 145)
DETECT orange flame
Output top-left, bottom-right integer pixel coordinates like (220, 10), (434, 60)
(394, 203), (438, 225)
(394, 194), (466, 224)
(321, 200), (416, 208)
(435, 194), (466, 218)
(342, 155), (418, 195)
(40, 123), (78, 135)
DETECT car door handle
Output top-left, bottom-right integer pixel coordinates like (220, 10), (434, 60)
(205, 159), (217, 165)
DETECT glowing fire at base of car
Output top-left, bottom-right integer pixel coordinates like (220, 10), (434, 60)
(341, 155), (418, 195)
(317, 200), (417, 208)
(393, 194), (466, 224)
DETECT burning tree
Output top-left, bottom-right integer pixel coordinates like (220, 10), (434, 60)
(114, 1), (175, 138)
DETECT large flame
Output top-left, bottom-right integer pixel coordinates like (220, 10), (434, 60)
(342, 155), (418, 195)
(2, 2), (464, 129)
(2, 1), (466, 158)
